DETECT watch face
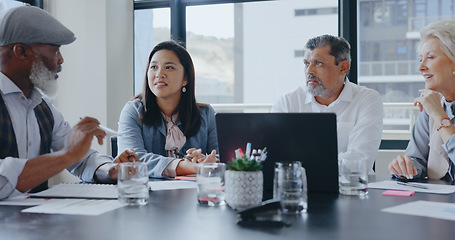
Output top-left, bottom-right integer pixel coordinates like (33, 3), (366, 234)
(442, 119), (451, 126)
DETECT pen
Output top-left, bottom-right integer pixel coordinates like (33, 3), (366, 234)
(259, 147), (267, 162)
(235, 149), (240, 159)
(79, 117), (123, 136)
(396, 181), (428, 189)
(173, 151), (193, 161)
(251, 149), (257, 160)
(245, 142), (252, 158)
(98, 124), (124, 137)
(238, 148), (245, 157)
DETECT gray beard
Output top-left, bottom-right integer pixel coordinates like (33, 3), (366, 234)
(306, 80), (327, 97)
(29, 57), (58, 99)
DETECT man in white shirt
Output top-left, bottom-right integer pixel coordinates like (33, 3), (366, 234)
(0, 6), (137, 199)
(272, 35), (383, 171)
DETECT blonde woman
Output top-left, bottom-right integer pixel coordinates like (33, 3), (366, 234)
(389, 20), (455, 181)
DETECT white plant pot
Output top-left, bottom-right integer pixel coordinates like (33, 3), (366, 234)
(225, 170), (263, 210)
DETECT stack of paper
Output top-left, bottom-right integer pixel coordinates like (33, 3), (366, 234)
(30, 183), (118, 199)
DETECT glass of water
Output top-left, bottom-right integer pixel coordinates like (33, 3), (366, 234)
(118, 162), (149, 206)
(338, 154), (368, 196)
(197, 163), (225, 206)
(274, 161), (308, 214)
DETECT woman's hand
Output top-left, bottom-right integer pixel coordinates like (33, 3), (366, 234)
(175, 149), (218, 176)
(388, 155), (417, 179)
(414, 89), (446, 118)
(200, 150), (217, 163)
(185, 148), (217, 163)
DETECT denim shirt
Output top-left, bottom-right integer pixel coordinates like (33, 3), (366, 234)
(117, 99), (218, 178)
(405, 105), (455, 181)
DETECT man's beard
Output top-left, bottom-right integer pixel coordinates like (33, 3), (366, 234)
(306, 75), (327, 96)
(29, 56), (59, 99)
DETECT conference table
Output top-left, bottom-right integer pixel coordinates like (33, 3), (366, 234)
(0, 176), (454, 240)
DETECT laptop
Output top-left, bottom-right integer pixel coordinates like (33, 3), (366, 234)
(216, 113), (339, 200)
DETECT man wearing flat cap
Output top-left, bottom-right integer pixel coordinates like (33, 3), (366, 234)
(0, 5), (137, 199)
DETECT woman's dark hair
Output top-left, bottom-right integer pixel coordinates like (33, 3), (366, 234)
(138, 40), (203, 137)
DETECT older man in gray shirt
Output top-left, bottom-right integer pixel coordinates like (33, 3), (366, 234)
(0, 6), (137, 199)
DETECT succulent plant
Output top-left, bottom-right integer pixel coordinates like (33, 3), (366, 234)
(226, 156), (263, 171)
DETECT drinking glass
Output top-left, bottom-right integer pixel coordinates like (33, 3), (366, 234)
(197, 163), (226, 206)
(274, 161), (308, 214)
(338, 155), (368, 196)
(118, 162), (149, 206)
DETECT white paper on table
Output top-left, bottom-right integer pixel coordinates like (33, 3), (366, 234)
(382, 200), (455, 221)
(148, 180), (197, 191)
(368, 180), (455, 194)
(29, 183), (118, 199)
(0, 194), (63, 206)
(21, 199), (125, 216)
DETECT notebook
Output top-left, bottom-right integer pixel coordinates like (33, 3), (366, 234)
(216, 113), (339, 199)
(29, 183), (118, 199)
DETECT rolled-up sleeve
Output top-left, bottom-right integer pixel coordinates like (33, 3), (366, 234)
(0, 157), (27, 200)
(67, 150), (113, 182)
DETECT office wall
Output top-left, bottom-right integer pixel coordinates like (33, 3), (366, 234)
(44, 0), (134, 155)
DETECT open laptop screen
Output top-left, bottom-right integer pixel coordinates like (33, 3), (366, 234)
(216, 113), (339, 199)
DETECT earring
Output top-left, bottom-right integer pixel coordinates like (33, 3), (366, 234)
(453, 71), (455, 75)
(182, 86), (186, 93)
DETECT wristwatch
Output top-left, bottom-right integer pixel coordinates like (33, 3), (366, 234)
(437, 118), (452, 131)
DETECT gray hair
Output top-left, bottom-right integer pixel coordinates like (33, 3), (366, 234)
(419, 20), (455, 63)
(305, 34), (351, 65)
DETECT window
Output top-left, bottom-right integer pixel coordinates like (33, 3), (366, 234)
(134, 7), (170, 94)
(1, 0), (24, 11)
(186, 3), (235, 103)
(133, 0), (339, 105)
(357, 0), (455, 134)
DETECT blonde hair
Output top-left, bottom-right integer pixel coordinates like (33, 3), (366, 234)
(419, 20), (455, 63)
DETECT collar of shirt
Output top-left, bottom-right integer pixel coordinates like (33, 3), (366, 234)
(0, 72), (22, 96)
(304, 80), (353, 108)
(0, 72), (44, 108)
(443, 99), (455, 120)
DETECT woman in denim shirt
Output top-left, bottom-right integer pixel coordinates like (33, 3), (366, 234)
(118, 41), (218, 178)
(389, 20), (455, 181)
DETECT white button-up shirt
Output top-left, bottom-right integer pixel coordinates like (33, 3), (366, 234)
(272, 81), (383, 171)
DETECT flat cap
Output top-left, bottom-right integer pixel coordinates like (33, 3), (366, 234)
(0, 5), (75, 46)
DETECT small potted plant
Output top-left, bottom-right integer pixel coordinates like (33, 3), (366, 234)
(225, 154), (264, 210)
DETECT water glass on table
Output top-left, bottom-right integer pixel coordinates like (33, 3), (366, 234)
(274, 161), (308, 214)
(338, 154), (368, 196)
(118, 162), (149, 206)
(197, 163), (226, 206)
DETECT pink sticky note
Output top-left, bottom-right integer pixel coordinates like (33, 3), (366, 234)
(175, 176), (196, 181)
(382, 190), (415, 197)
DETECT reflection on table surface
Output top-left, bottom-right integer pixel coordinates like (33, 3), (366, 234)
(0, 175), (454, 240)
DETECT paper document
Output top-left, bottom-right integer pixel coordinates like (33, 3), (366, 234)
(369, 180), (455, 194)
(382, 200), (455, 221)
(0, 195), (60, 206)
(30, 183), (119, 199)
(149, 180), (197, 191)
(22, 199), (125, 216)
